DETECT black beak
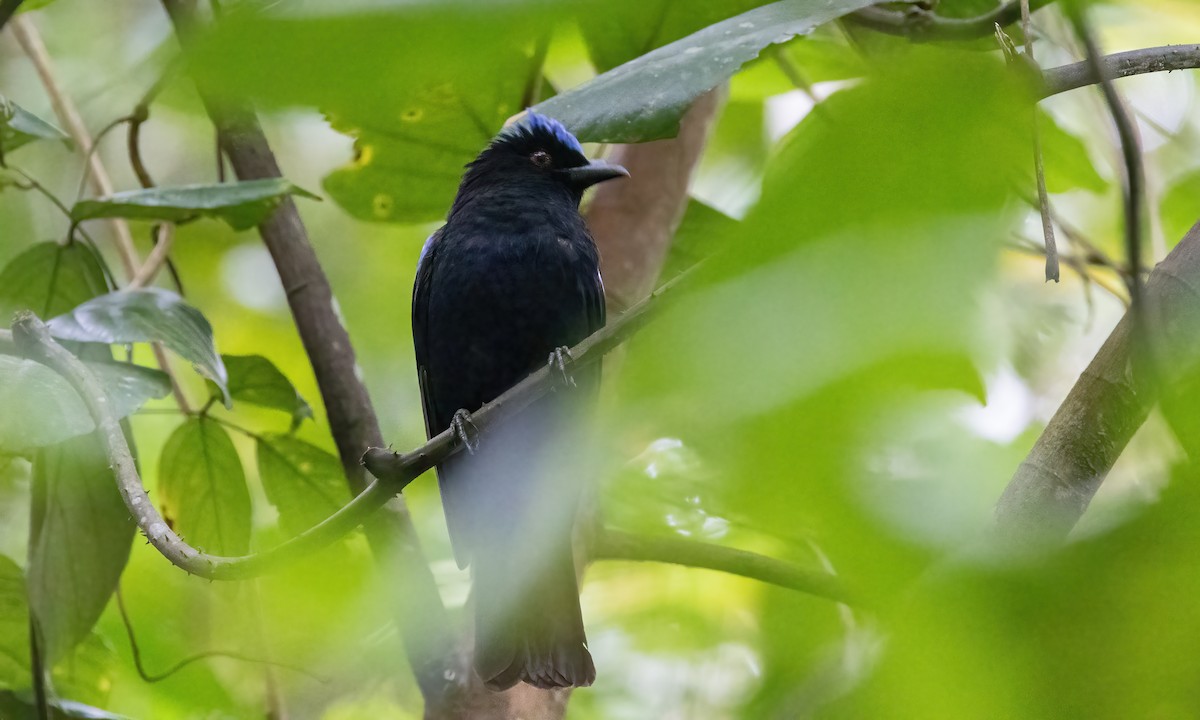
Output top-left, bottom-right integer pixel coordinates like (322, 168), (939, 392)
(559, 160), (629, 190)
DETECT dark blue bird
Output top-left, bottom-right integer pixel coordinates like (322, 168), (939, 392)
(412, 112), (627, 690)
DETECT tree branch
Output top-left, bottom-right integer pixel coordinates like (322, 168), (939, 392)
(995, 220), (1200, 542)
(849, 0), (1055, 41)
(1040, 44), (1200, 99)
(592, 529), (856, 605)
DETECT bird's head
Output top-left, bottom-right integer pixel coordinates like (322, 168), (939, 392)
(453, 112), (628, 210)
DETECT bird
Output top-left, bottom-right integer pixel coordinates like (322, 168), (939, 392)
(411, 111), (628, 690)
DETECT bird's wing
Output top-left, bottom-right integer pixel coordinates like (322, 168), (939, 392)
(584, 267), (606, 336)
(412, 228), (444, 440)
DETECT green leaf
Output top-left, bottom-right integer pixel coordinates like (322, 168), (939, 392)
(0, 242), (110, 323)
(535, 0), (879, 142)
(47, 288), (229, 405)
(28, 433), (134, 665)
(221, 355), (313, 429)
(159, 418), (250, 555)
(0, 356), (169, 453)
(0, 97), (69, 156)
(1037, 109), (1107, 194)
(661, 200), (738, 280)
(70, 179), (318, 231)
(1160, 168), (1200, 247)
(0, 555), (30, 690)
(256, 435), (349, 537)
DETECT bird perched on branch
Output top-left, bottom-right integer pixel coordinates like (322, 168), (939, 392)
(412, 112), (627, 690)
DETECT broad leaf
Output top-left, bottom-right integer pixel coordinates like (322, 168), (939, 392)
(0, 555), (30, 690)
(28, 433), (133, 665)
(256, 435), (348, 537)
(220, 354), (312, 428)
(661, 200), (738, 280)
(0, 242), (110, 322)
(47, 288), (229, 404)
(0, 356), (170, 453)
(70, 179), (318, 231)
(0, 97), (69, 156)
(536, 0), (879, 142)
(1161, 169), (1200, 248)
(159, 419), (250, 555)
(1037, 109), (1107, 194)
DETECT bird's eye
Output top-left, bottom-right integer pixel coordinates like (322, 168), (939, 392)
(530, 150), (553, 169)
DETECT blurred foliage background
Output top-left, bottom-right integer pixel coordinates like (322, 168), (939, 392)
(1, 0), (1200, 718)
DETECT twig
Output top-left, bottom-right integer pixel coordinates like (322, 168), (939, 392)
(1020, 0), (1059, 282)
(10, 16), (139, 279)
(849, 0), (1055, 40)
(12, 310), (401, 580)
(1066, 7), (1147, 347)
(592, 529), (856, 605)
(128, 225), (176, 289)
(116, 586), (324, 684)
(1040, 44), (1200, 98)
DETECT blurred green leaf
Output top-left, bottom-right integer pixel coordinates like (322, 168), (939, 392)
(0, 242), (110, 322)
(0, 554), (30, 690)
(1160, 169), (1200, 247)
(159, 418), (250, 555)
(730, 35), (867, 102)
(50, 633), (117, 710)
(28, 432), (133, 665)
(581, 0), (767, 72)
(47, 288), (229, 405)
(220, 354), (312, 429)
(0, 96), (69, 157)
(1037, 110), (1107, 194)
(536, 0), (879, 142)
(256, 435), (349, 537)
(0, 356), (169, 452)
(70, 180), (318, 232)
(661, 200), (738, 279)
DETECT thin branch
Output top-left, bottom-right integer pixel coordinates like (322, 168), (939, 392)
(10, 15), (139, 279)
(128, 224), (176, 289)
(592, 529), (856, 605)
(12, 310), (401, 580)
(27, 617), (48, 720)
(115, 586), (322, 684)
(1067, 7), (1148, 355)
(1019, 0), (1059, 282)
(849, 0), (1055, 41)
(1040, 44), (1200, 99)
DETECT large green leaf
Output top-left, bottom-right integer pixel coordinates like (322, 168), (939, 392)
(1037, 109), (1107, 195)
(28, 433), (134, 665)
(159, 419), (250, 556)
(0, 97), (69, 157)
(219, 355), (312, 429)
(0, 356), (169, 453)
(256, 435), (349, 537)
(0, 242), (110, 322)
(47, 288), (229, 404)
(1160, 169), (1200, 248)
(661, 199), (738, 280)
(0, 555), (30, 690)
(70, 179), (318, 231)
(536, 0), (880, 142)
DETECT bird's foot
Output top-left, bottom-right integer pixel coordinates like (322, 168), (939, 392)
(451, 409), (480, 454)
(547, 346), (576, 389)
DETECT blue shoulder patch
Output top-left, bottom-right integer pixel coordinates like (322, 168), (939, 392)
(503, 111), (584, 155)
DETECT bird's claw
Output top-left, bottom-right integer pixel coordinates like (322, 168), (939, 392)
(451, 409), (480, 454)
(548, 346), (576, 389)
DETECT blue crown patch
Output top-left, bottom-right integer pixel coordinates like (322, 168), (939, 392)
(502, 111), (584, 155)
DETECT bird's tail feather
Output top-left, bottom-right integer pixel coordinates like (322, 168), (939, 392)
(473, 540), (595, 690)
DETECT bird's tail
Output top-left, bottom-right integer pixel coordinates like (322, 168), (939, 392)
(472, 539), (595, 690)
